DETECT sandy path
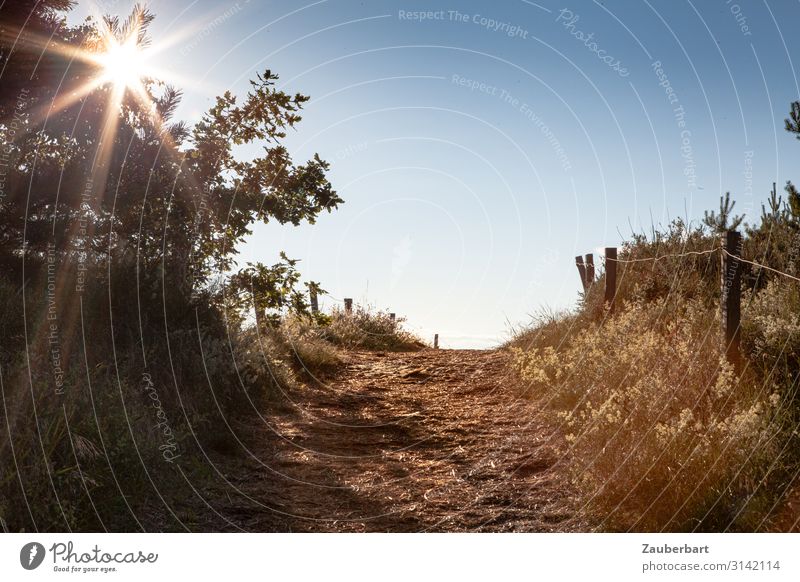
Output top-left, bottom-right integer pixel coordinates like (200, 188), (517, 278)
(196, 349), (579, 532)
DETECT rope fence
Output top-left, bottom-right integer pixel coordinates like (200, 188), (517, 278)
(577, 231), (800, 369)
(609, 247), (720, 264)
(721, 248), (800, 284)
(588, 244), (800, 283)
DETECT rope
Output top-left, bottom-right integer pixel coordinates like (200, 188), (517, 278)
(606, 244), (800, 284)
(608, 247), (720, 264)
(721, 248), (800, 283)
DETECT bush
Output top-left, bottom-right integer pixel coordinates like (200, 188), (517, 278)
(743, 280), (800, 396)
(320, 305), (424, 351)
(512, 297), (786, 531)
(509, 203), (800, 531)
(509, 219), (720, 354)
(264, 317), (342, 377)
(0, 263), (298, 531)
(0, 264), (420, 532)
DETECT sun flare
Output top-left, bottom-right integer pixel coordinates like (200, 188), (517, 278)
(97, 36), (146, 90)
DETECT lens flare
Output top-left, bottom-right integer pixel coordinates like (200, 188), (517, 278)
(96, 36), (146, 90)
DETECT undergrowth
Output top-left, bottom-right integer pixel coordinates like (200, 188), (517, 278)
(510, 208), (800, 532)
(0, 265), (419, 531)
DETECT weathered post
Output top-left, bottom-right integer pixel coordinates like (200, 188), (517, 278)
(604, 247), (617, 314)
(575, 256), (588, 292)
(584, 253), (595, 288)
(344, 298), (353, 313)
(309, 288), (319, 314)
(721, 231), (742, 370)
(434, 334), (439, 349)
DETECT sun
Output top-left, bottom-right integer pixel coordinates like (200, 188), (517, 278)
(96, 36), (146, 90)
(87, 7), (165, 99)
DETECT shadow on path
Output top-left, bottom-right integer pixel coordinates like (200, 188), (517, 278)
(193, 349), (581, 532)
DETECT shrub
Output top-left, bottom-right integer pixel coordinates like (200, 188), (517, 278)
(320, 305), (424, 351)
(742, 279), (800, 399)
(0, 264), (299, 531)
(513, 297), (787, 531)
(264, 317), (342, 377)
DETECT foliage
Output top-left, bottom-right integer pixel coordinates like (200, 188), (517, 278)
(703, 192), (744, 234)
(785, 101), (800, 139)
(509, 102), (800, 531)
(742, 280), (800, 401)
(0, 2), (343, 532)
(513, 298), (784, 531)
(267, 317), (343, 376)
(321, 305), (424, 352)
(227, 253), (325, 327)
(0, 2), (342, 332)
(510, 207), (800, 531)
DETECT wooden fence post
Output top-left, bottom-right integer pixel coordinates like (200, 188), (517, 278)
(575, 256), (587, 292)
(605, 247), (617, 313)
(721, 230), (742, 370)
(309, 289), (319, 314)
(584, 253), (595, 287)
(344, 298), (353, 313)
(434, 334), (439, 349)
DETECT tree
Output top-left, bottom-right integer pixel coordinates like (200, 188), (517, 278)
(228, 253), (324, 328)
(0, 0), (81, 118)
(703, 192), (743, 234)
(0, 4), (341, 330)
(785, 101), (800, 139)
(0, 2), (343, 370)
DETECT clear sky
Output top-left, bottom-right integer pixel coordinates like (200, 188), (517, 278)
(71, 0), (800, 348)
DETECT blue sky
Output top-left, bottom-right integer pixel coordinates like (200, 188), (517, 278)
(72, 0), (800, 347)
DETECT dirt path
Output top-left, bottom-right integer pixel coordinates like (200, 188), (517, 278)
(198, 349), (579, 532)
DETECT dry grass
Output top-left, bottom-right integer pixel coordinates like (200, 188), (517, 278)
(257, 305), (424, 378)
(509, 219), (800, 533)
(320, 306), (424, 352)
(264, 318), (343, 377)
(512, 297), (787, 531)
(0, 273), (298, 531)
(0, 277), (426, 531)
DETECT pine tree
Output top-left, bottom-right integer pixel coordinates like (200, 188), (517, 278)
(703, 192), (744, 233)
